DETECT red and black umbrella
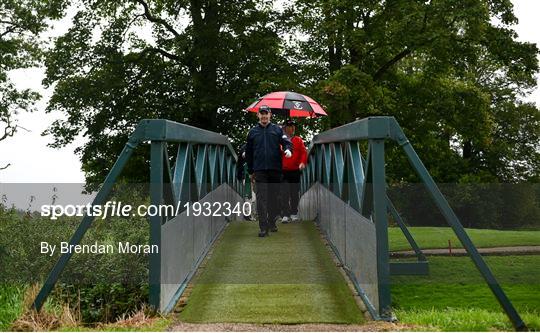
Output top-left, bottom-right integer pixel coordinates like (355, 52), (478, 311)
(245, 91), (327, 118)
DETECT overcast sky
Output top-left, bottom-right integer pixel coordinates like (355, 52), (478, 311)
(1, 0), (539, 184)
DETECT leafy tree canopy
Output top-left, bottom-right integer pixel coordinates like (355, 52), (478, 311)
(1, 0), (66, 169)
(39, 0), (540, 184)
(288, 0), (539, 182)
(42, 0), (298, 185)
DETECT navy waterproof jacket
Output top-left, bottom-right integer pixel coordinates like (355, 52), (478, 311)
(245, 122), (293, 174)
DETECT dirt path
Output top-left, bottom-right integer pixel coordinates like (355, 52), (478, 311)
(391, 245), (540, 257)
(168, 321), (418, 332)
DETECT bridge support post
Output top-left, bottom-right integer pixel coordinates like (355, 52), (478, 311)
(32, 131), (142, 311)
(370, 139), (392, 319)
(400, 140), (526, 331)
(301, 116), (527, 329)
(149, 141), (164, 310)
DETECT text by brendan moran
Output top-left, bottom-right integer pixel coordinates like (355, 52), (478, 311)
(40, 241), (158, 256)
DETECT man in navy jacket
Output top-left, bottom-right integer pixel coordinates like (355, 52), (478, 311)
(246, 105), (293, 237)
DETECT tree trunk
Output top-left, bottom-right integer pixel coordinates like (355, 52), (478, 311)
(189, 0), (220, 131)
(463, 140), (472, 159)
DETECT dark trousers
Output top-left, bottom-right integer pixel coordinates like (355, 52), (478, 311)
(281, 170), (301, 216)
(254, 170), (282, 232)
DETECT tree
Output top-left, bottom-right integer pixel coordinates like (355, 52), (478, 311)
(0, 0), (65, 169)
(288, 0), (540, 183)
(43, 0), (297, 186)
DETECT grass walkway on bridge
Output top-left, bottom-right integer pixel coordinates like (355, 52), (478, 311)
(177, 221), (365, 324)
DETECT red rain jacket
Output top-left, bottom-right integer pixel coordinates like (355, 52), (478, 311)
(282, 136), (307, 171)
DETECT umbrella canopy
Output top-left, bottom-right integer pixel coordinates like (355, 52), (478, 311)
(245, 91), (327, 118)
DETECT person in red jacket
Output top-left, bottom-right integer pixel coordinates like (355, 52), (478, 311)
(280, 119), (307, 223)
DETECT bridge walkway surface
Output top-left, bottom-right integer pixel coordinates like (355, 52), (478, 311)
(175, 221), (367, 324)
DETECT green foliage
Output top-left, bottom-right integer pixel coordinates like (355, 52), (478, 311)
(0, 0), (66, 154)
(1, 0), (539, 185)
(53, 284), (149, 324)
(0, 284), (24, 330)
(41, 0), (298, 186)
(0, 187), (150, 324)
(289, 0), (540, 183)
(0, 0), (66, 74)
(316, 65), (386, 127)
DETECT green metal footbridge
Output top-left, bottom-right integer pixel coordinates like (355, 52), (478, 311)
(32, 117), (527, 330)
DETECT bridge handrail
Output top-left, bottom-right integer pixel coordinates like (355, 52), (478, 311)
(135, 119), (238, 160)
(33, 119), (243, 313)
(300, 116), (526, 330)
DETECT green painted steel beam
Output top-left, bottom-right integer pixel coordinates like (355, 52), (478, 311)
(316, 145), (323, 181)
(162, 143), (177, 220)
(309, 117), (394, 148)
(195, 144), (209, 199)
(370, 139), (392, 319)
(143, 120), (232, 150)
(359, 151), (426, 262)
(208, 145), (218, 191)
(139, 119), (237, 161)
(173, 143), (193, 207)
(226, 155), (233, 185)
(149, 141), (164, 310)
(385, 118), (526, 330)
(330, 143), (344, 197)
(345, 141), (364, 212)
(400, 140), (526, 331)
(300, 116), (524, 329)
(32, 122), (146, 311)
(360, 145), (373, 218)
(33, 118), (244, 315)
(218, 146), (226, 185)
(322, 144), (331, 188)
(387, 199), (427, 262)
(309, 154), (315, 185)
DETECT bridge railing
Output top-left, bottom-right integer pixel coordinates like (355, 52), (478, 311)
(33, 119), (244, 313)
(298, 116), (526, 330)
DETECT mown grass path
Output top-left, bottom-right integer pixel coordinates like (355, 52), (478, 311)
(177, 221), (364, 324)
(392, 245), (540, 257)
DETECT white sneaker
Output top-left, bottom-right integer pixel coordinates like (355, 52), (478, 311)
(290, 215), (300, 222)
(281, 216), (290, 223)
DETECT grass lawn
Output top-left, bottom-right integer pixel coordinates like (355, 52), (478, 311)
(0, 285), (24, 331)
(391, 255), (540, 331)
(178, 221), (364, 324)
(389, 227), (540, 251)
